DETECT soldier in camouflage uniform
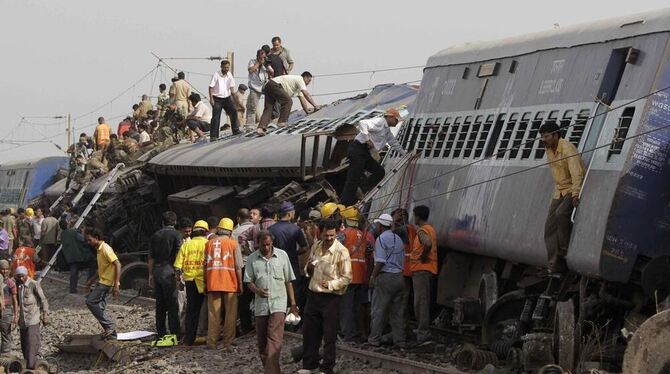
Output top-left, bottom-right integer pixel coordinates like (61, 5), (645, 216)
(84, 151), (108, 181)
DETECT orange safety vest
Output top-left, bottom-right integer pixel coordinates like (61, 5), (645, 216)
(410, 224), (438, 274)
(12, 246), (36, 279)
(95, 123), (111, 145)
(205, 236), (239, 292)
(402, 224), (417, 277)
(342, 227), (372, 284)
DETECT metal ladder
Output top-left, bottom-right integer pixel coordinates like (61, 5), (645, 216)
(49, 180), (92, 212)
(37, 163), (125, 282)
(356, 152), (417, 209)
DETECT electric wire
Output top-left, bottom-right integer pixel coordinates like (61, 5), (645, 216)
(365, 83), (670, 205)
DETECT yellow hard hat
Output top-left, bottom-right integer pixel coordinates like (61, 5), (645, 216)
(336, 204), (346, 214)
(320, 202), (338, 219)
(340, 206), (359, 221)
(193, 220), (209, 231)
(25, 208), (35, 217)
(217, 218), (234, 231)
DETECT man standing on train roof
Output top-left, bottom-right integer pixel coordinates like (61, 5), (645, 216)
(94, 117), (111, 153)
(209, 60), (242, 138)
(339, 108), (408, 206)
(539, 121), (585, 274)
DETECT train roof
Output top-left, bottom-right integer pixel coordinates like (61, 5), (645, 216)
(426, 8), (670, 68)
(0, 156), (68, 171)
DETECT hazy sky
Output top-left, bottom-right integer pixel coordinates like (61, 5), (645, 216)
(1, 0), (668, 161)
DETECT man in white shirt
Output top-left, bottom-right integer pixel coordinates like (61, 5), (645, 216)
(339, 108), (407, 205)
(181, 93), (212, 143)
(257, 71), (320, 136)
(209, 60), (242, 139)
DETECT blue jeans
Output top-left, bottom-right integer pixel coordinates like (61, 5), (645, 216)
(86, 283), (115, 331)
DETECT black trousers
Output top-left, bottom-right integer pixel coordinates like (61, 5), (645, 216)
(211, 96), (239, 139)
(154, 264), (181, 337)
(544, 194), (574, 272)
(184, 280), (205, 345)
(69, 261), (95, 294)
(339, 141), (385, 206)
(303, 292), (341, 374)
(238, 274), (254, 332)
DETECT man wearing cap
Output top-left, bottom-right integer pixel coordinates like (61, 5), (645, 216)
(15, 265), (48, 370)
(174, 220), (209, 345)
(339, 109), (408, 206)
(204, 218), (243, 350)
(339, 207), (375, 343)
(268, 202), (308, 285)
(300, 220), (352, 374)
(368, 213), (406, 347)
(84, 227), (121, 340)
(148, 211), (182, 338)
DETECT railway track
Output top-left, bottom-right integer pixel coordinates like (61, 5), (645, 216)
(284, 332), (464, 374)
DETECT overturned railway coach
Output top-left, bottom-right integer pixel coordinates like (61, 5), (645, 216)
(376, 8), (670, 371)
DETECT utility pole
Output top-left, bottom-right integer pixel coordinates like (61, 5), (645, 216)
(66, 113), (72, 150)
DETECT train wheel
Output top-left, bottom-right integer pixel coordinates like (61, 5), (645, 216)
(622, 309), (670, 374)
(554, 299), (576, 372)
(120, 261), (150, 297)
(482, 290), (526, 344)
(479, 271), (498, 317)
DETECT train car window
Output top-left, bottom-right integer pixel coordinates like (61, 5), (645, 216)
(463, 67), (470, 79)
(408, 118), (423, 151)
(510, 113), (531, 159)
(522, 112), (545, 159)
(484, 113), (506, 157)
(473, 115), (488, 158)
(454, 116), (472, 158)
(497, 113), (518, 159)
(399, 118), (414, 149)
(431, 118), (446, 158)
(568, 109), (590, 149)
(464, 116), (481, 158)
(419, 118), (434, 156)
(607, 107), (636, 160)
(443, 117), (461, 158)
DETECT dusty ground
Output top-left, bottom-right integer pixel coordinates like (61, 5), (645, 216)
(23, 275), (402, 373)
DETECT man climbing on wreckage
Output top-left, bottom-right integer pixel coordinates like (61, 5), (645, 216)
(339, 108), (407, 206)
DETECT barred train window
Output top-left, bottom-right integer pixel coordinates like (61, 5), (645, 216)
(464, 115), (481, 158)
(522, 112), (545, 159)
(510, 113), (531, 159)
(433, 117), (450, 157)
(498, 113), (518, 159)
(569, 109), (590, 148)
(443, 117), (461, 158)
(454, 116), (472, 158)
(417, 118), (433, 154)
(607, 107), (636, 159)
(399, 118), (413, 149)
(408, 118), (423, 151)
(474, 115), (488, 158)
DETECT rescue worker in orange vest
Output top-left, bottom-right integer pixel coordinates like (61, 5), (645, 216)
(203, 218), (243, 350)
(93, 117), (111, 154)
(338, 207), (375, 343)
(409, 205), (438, 343)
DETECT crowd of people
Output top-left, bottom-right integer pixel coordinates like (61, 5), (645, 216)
(141, 200), (438, 374)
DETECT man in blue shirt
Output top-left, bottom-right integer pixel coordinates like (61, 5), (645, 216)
(368, 213), (406, 347)
(268, 202), (308, 279)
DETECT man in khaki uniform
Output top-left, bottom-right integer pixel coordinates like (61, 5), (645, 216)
(169, 72), (192, 116)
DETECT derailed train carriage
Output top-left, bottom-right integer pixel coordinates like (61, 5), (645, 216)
(373, 8), (670, 372)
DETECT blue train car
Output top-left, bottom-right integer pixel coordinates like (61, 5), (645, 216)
(0, 157), (68, 211)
